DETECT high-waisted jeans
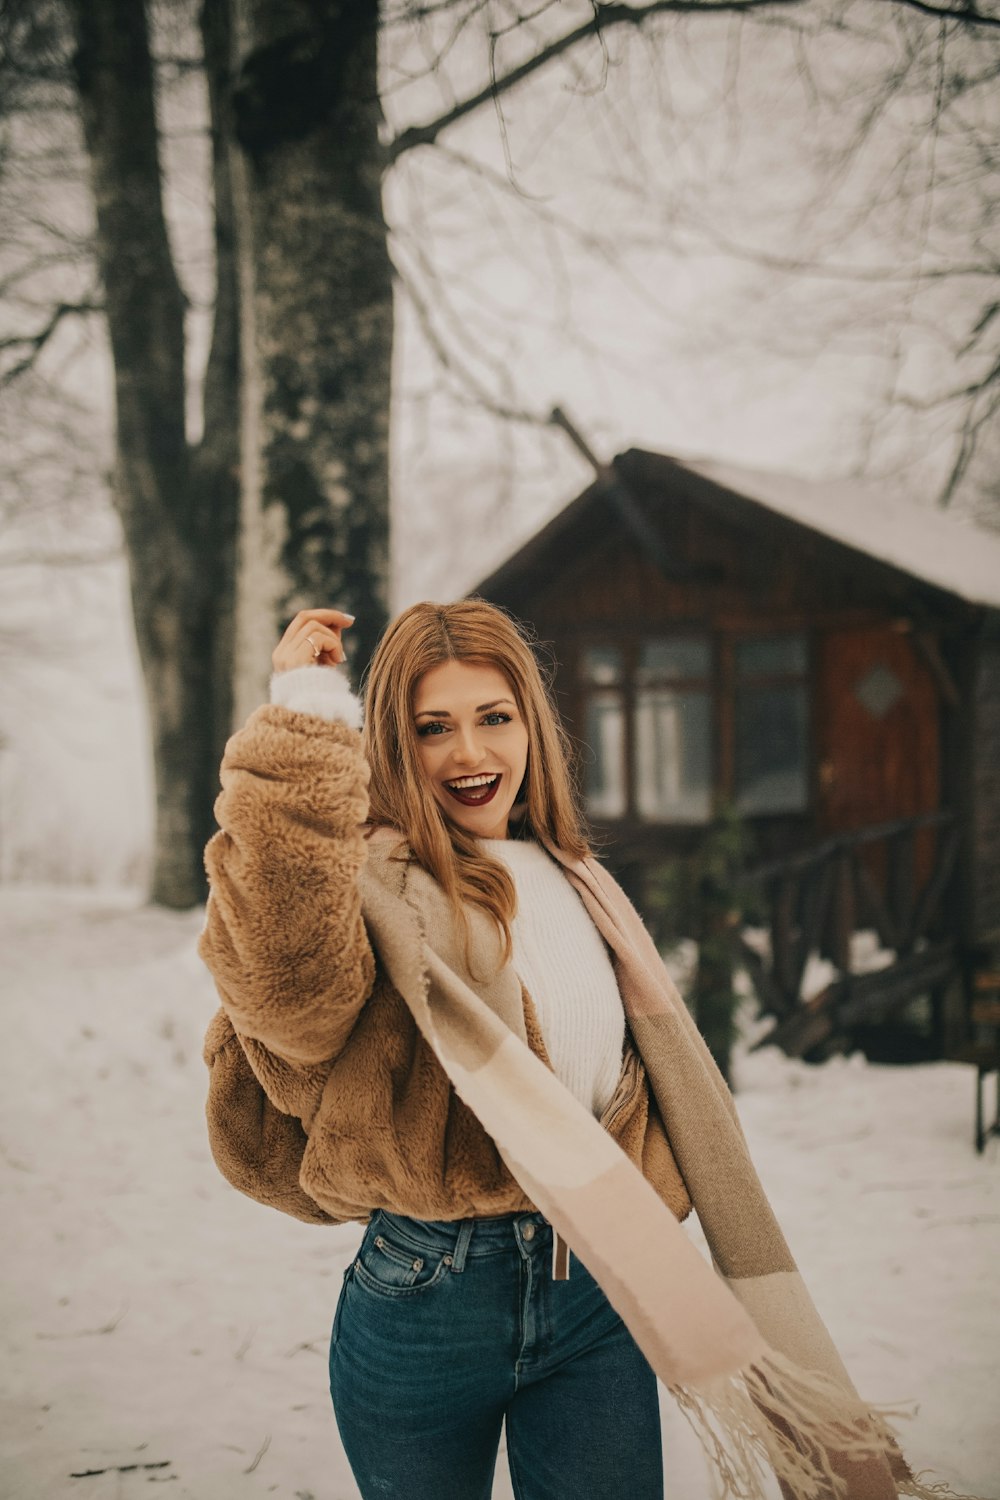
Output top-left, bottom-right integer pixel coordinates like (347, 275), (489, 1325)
(328, 1208), (663, 1500)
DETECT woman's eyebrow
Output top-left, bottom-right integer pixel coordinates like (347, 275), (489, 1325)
(414, 698), (515, 718)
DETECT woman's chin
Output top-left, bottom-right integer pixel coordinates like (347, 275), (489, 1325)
(443, 802), (512, 840)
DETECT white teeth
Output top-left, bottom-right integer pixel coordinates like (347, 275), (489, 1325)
(447, 774), (499, 789)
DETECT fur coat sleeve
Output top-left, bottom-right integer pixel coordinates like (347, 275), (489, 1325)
(197, 704), (376, 1069)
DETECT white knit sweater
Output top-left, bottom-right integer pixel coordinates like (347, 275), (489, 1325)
(481, 838), (626, 1117)
(270, 665), (626, 1116)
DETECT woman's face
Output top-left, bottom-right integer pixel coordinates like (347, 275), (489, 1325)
(412, 659), (530, 841)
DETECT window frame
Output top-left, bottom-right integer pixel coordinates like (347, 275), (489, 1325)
(574, 627), (812, 825)
(578, 645), (629, 819)
(632, 636), (715, 824)
(730, 632), (812, 817)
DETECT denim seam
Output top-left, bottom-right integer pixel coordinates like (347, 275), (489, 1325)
(371, 1210), (455, 1258)
(507, 1439), (528, 1500)
(330, 1262), (352, 1345)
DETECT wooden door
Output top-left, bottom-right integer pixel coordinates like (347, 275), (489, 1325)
(817, 625), (940, 892)
(817, 625), (939, 834)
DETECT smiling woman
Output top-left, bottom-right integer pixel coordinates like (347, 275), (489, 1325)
(355, 600), (592, 971)
(197, 596), (956, 1500)
(412, 660), (529, 839)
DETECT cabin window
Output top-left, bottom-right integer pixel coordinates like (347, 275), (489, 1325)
(733, 634), (809, 814)
(579, 636), (713, 823)
(578, 630), (811, 823)
(580, 645), (627, 818)
(634, 639), (713, 821)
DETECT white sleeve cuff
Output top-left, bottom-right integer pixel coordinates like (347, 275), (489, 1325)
(269, 666), (364, 730)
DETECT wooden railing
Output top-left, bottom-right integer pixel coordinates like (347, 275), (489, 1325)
(737, 811), (960, 1034)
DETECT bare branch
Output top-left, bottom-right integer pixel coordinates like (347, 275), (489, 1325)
(961, 300), (1000, 354)
(938, 382), (1000, 504)
(381, 0), (490, 97)
(425, 141), (698, 318)
(904, 351), (1000, 407)
(890, 0), (1000, 28)
(0, 297), (102, 384)
(391, 250), (545, 424)
(388, 0), (814, 161)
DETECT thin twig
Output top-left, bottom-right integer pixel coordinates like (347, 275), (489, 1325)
(69, 1461), (172, 1479)
(37, 1303), (128, 1339)
(243, 1434), (271, 1475)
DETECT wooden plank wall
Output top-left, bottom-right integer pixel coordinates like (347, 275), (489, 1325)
(972, 637), (1000, 947)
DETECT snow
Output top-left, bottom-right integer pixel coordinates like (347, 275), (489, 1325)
(1, 889), (997, 1500)
(679, 455), (1000, 612)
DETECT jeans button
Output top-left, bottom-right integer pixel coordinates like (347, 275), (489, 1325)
(522, 1222), (535, 1241)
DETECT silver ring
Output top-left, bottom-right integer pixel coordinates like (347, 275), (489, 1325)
(306, 634), (322, 659)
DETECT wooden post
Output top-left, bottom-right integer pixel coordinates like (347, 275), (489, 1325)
(831, 848), (855, 974)
(889, 825), (916, 954)
(772, 875), (797, 1015)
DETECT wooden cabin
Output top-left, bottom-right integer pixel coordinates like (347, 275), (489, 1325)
(472, 448), (1000, 1060)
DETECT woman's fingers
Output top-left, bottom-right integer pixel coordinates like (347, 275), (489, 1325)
(275, 606), (355, 648)
(298, 623), (344, 661)
(289, 607), (355, 630)
(272, 608), (355, 672)
(272, 630), (340, 672)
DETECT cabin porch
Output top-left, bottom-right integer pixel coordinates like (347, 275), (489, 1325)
(734, 809), (968, 1061)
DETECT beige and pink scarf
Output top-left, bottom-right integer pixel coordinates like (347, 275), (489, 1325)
(356, 830), (978, 1500)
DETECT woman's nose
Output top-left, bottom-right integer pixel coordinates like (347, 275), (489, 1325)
(452, 729), (486, 765)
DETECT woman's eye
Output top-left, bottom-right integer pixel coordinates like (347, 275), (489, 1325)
(416, 713), (510, 736)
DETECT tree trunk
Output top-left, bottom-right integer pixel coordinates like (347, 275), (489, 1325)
(229, 0), (392, 720)
(197, 0), (242, 778)
(69, 0), (240, 907)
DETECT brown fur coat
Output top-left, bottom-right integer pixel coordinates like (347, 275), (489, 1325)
(199, 703), (691, 1227)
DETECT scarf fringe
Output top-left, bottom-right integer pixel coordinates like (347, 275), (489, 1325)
(670, 1349), (985, 1500)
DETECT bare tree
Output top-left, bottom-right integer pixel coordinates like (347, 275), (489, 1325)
(59, 0), (238, 906)
(2, 0), (998, 905)
(380, 3), (1000, 514)
(663, 7), (1000, 508)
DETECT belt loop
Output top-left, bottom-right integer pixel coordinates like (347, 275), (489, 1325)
(450, 1218), (474, 1273)
(552, 1228), (571, 1280)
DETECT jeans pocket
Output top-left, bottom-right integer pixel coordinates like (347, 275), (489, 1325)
(353, 1224), (450, 1298)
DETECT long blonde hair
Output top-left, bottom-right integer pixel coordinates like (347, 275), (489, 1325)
(361, 599), (591, 963)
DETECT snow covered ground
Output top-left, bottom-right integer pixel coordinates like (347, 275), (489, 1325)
(1, 887), (997, 1500)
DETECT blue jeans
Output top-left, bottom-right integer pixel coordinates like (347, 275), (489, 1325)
(329, 1208), (664, 1500)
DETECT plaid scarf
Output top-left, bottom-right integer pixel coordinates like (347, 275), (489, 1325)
(357, 830), (976, 1500)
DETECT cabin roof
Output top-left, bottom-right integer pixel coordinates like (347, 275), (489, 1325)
(475, 449), (1000, 611)
(685, 455), (1000, 610)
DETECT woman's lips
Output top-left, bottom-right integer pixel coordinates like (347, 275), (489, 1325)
(444, 774), (502, 807)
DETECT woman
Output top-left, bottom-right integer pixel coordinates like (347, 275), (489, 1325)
(199, 600), (946, 1500)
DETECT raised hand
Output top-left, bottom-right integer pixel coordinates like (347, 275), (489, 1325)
(271, 607), (356, 673)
